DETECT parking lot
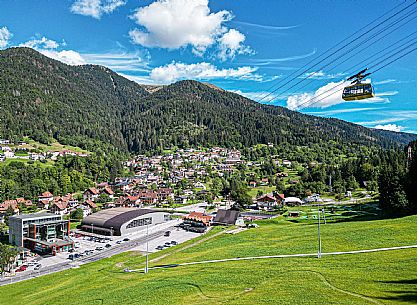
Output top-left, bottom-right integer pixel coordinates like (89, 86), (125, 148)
(1, 218), (205, 285)
(130, 227), (203, 253)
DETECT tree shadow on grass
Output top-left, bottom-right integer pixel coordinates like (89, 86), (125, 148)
(377, 279), (417, 303)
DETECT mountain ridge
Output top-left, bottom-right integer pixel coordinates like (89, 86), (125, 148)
(0, 47), (415, 154)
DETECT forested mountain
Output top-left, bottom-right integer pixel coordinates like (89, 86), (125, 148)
(1, 47), (416, 154)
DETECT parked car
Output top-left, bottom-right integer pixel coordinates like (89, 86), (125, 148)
(156, 245), (164, 250)
(96, 246), (104, 251)
(68, 254), (74, 260)
(116, 241), (122, 244)
(105, 244), (112, 248)
(170, 241), (178, 245)
(164, 231), (171, 237)
(34, 264), (42, 270)
(123, 238), (130, 242)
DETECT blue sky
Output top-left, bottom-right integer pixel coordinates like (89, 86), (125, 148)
(1, 0), (417, 133)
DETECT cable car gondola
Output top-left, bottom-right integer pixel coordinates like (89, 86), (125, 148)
(342, 68), (375, 101)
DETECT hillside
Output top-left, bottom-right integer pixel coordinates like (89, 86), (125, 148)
(1, 211), (417, 304)
(0, 47), (415, 153)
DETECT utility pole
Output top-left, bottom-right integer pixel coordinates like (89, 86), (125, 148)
(317, 207), (322, 258)
(145, 220), (149, 274)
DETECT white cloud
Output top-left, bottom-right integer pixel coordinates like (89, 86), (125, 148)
(20, 37), (60, 49)
(38, 49), (87, 65)
(302, 70), (346, 80)
(0, 26), (12, 49)
(306, 107), (381, 116)
(233, 21), (299, 31)
(229, 90), (277, 102)
(71, 0), (126, 19)
(374, 124), (404, 132)
(17, 34), (150, 70)
(374, 79), (397, 85)
(119, 73), (157, 85)
(129, 0), (251, 59)
(150, 61), (261, 83)
(287, 80), (348, 110)
(82, 51), (150, 72)
(286, 80), (394, 110)
(249, 49), (317, 65)
(129, 0), (230, 52)
(357, 111), (417, 126)
(218, 29), (253, 61)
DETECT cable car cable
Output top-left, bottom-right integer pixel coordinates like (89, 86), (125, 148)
(255, 1), (417, 104)
(262, 13), (417, 104)
(262, 6), (417, 104)
(271, 29), (417, 106)
(296, 45), (417, 112)
(371, 45), (417, 74)
(254, 0), (414, 102)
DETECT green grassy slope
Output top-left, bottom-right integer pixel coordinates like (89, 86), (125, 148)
(1, 211), (417, 304)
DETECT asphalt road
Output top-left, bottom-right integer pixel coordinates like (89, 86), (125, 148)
(0, 225), (175, 286)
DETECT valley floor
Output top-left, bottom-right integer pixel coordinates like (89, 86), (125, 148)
(1, 211), (416, 304)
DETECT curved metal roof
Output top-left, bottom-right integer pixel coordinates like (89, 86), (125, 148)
(81, 208), (164, 230)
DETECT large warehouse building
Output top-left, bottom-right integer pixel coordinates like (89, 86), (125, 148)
(81, 208), (170, 236)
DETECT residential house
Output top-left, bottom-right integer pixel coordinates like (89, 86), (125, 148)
(75, 204), (92, 218)
(113, 195), (141, 208)
(50, 199), (68, 215)
(174, 195), (187, 205)
(76, 200), (97, 217)
(38, 191), (54, 209)
(83, 187), (100, 201)
(0, 200), (20, 216)
(101, 186), (114, 199)
(256, 193), (285, 210)
(15, 198), (33, 208)
(139, 191), (157, 205)
(156, 188), (174, 202)
(183, 212), (213, 227)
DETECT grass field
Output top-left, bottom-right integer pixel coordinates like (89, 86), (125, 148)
(1, 207), (417, 304)
(10, 137), (89, 154)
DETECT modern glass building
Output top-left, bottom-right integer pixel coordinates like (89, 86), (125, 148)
(9, 213), (73, 255)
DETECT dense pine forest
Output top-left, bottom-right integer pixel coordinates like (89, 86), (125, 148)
(1, 47), (416, 154)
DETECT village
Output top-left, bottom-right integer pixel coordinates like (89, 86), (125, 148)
(0, 146), (318, 223)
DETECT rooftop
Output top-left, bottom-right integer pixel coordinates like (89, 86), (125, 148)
(10, 212), (60, 220)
